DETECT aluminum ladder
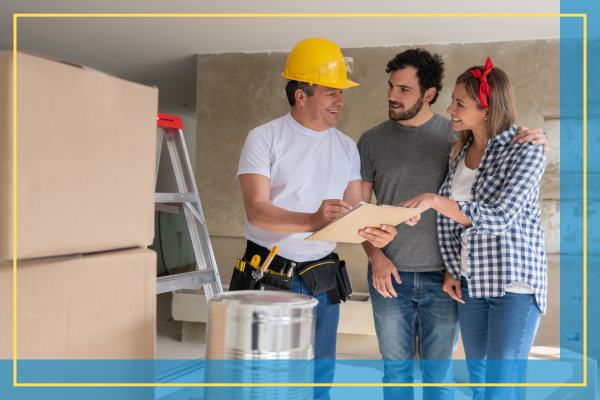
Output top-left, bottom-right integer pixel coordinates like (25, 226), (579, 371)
(154, 113), (223, 301)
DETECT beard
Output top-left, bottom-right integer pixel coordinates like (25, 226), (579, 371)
(388, 95), (425, 121)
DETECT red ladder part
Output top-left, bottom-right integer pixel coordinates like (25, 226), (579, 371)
(157, 113), (183, 129)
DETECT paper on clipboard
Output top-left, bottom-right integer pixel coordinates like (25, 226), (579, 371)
(305, 202), (423, 243)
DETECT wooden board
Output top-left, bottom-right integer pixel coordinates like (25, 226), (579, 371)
(305, 203), (423, 243)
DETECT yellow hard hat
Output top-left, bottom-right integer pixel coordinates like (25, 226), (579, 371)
(281, 38), (359, 90)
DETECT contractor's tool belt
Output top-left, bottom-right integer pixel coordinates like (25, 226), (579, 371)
(229, 240), (352, 305)
(228, 260), (293, 292)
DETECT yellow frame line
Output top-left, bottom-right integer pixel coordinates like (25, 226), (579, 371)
(12, 12), (587, 388)
(12, 11), (18, 389)
(13, 13), (585, 17)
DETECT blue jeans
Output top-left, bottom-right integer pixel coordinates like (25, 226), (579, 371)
(368, 268), (459, 400)
(291, 270), (339, 400)
(458, 278), (541, 400)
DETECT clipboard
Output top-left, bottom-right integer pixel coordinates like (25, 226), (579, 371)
(305, 202), (423, 244)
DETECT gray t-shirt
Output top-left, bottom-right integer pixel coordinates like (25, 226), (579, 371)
(357, 114), (457, 272)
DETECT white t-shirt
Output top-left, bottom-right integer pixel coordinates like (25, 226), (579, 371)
(237, 113), (361, 262)
(451, 156), (534, 294)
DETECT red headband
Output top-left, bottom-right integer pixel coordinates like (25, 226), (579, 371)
(469, 57), (493, 109)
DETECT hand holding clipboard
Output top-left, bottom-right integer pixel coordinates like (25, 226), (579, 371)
(305, 202), (423, 244)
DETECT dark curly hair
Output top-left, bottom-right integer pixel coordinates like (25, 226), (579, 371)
(386, 48), (445, 105)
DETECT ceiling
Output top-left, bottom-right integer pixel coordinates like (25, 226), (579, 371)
(1, 0), (561, 117)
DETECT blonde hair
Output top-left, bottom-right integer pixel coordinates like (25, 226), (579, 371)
(450, 65), (516, 163)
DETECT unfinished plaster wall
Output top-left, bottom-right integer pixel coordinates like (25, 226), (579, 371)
(195, 38), (560, 346)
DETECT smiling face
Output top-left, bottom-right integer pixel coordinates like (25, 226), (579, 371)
(301, 84), (344, 131)
(387, 67), (425, 121)
(446, 82), (488, 133)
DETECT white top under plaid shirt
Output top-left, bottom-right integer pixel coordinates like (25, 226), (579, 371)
(437, 126), (548, 314)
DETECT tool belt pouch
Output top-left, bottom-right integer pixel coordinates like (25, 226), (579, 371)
(298, 259), (338, 295)
(335, 260), (353, 301)
(258, 271), (293, 291)
(298, 254), (353, 305)
(228, 261), (260, 291)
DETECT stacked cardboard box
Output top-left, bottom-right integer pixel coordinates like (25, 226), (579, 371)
(0, 51), (158, 360)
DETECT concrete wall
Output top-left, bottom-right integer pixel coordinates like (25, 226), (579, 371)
(195, 38), (560, 346)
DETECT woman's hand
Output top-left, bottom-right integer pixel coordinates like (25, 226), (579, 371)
(442, 269), (465, 304)
(401, 193), (472, 227)
(398, 193), (438, 226)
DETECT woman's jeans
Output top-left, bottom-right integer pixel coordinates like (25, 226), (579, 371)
(458, 278), (541, 400)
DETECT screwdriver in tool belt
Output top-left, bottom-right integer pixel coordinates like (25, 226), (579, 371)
(279, 262), (287, 276)
(261, 246), (278, 273)
(287, 262), (297, 277)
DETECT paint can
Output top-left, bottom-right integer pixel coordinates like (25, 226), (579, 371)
(205, 291), (318, 400)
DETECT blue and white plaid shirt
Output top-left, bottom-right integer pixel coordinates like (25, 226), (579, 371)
(437, 125), (548, 314)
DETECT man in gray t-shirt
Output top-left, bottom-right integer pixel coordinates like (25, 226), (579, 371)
(357, 49), (548, 400)
(359, 114), (455, 271)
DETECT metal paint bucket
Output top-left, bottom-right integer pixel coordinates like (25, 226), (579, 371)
(205, 290), (318, 400)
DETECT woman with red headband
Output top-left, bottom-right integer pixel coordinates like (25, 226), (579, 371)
(400, 58), (547, 399)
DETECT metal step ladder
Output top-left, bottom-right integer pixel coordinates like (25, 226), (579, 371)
(154, 113), (222, 300)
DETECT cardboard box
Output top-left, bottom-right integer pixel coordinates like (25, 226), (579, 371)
(0, 51), (158, 262)
(0, 248), (156, 359)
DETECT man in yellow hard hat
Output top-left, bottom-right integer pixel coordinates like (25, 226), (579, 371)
(237, 38), (397, 399)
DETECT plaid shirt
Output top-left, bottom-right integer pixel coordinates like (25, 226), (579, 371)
(437, 126), (548, 314)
